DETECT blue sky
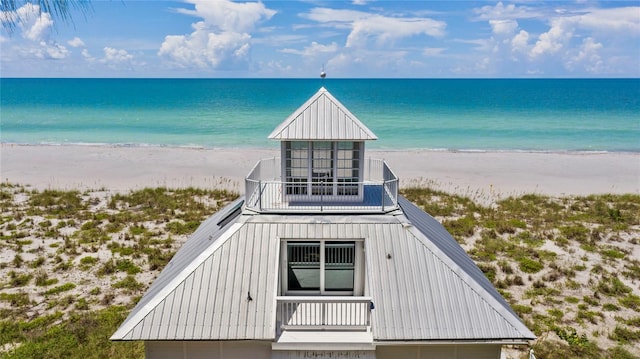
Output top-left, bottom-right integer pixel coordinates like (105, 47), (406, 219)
(1, 1), (639, 78)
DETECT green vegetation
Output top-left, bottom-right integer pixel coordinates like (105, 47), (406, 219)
(401, 187), (640, 357)
(0, 183), (637, 358)
(0, 306), (143, 359)
(43, 283), (76, 296)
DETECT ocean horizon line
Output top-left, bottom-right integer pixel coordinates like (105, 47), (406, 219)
(2, 77), (640, 80)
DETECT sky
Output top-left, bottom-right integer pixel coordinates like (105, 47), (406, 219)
(1, 1), (639, 78)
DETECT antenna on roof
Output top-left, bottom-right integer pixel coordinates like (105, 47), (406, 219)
(320, 64), (326, 80)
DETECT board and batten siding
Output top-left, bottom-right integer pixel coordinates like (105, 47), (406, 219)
(145, 341), (271, 359)
(376, 344), (501, 359)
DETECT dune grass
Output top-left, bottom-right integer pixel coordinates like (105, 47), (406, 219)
(0, 182), (638, 358)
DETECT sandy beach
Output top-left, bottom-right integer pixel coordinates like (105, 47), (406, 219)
(2, 144), (638, 199)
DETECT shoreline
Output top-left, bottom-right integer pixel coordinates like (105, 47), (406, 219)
(2, 143), (638, 202)
(3, 142), (639, 155)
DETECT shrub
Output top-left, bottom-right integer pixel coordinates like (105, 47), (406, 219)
(597, 275), (632, 296)
(43, 283), (76, 296)
(603, 303), (620, 311)
(619, 294), (640, 310)
(113, 275), (143, 293)
(115, 259), (141, 275)
(443, 215), (476, 241)
(35, 271), (58, 287)
(609, 325), (640, 344)
(519, 257), (544, 273)
(0, 291), (31, 307)
(8, 271), (32, 287)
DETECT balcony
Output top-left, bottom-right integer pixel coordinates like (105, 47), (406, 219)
(245, 158), (399, 213)
(273, 296), (375, 351)
(276, 296), (372, 331)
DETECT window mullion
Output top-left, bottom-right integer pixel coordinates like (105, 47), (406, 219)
(320, 241), (326, 294)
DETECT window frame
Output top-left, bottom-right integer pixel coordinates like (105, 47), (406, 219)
(282, 141), (363, 201)
(280, 239), (365, 296)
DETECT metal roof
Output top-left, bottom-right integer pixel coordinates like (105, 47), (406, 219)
(268, 87), (378, 141)
(112, 200), (534, 342)
(110, 198), (252, 340)
(369, 196), (535, 340)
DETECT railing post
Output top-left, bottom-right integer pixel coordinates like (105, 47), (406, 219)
(381, 180), (385, 212)
(258, 180), (262, 211)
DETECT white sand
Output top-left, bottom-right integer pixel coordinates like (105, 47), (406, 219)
(1, 144), (638, 200)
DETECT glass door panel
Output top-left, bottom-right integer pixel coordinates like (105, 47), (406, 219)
(285, 142), (309, 195)
(324, 241), (355, 292)
(311, 141), (334, 196)
(287, 242), (320, 291)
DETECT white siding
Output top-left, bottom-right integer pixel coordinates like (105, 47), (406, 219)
(145, 341), (271, 359)
(376, 345), (501, 359)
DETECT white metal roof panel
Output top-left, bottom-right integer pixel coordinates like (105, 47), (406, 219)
(268, 87), (378, 141)
(113, 205), (533, 341)
(365, 221), (534, 340)
(113, 221), (281, 340)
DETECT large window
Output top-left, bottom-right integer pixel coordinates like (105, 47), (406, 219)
(283, 240), (364, 295)
(284, 141), (362, 197)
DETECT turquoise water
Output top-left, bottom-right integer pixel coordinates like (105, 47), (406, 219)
(1, 78), (639, 152)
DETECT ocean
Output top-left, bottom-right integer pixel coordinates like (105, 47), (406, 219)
(1, 78), (639, 152)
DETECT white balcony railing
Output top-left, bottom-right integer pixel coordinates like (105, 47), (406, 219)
(245, 158), (398, 213)
(276, 296), (373, 331)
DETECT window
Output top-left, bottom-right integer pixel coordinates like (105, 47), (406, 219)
(336, 142), (359, 195)
(283, 141), (362, 198)
(283, 240), (364, 295)
(285, 141), (309, 195)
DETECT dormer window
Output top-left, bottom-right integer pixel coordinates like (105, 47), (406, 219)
(283, 141), (363, 200)
(281, 239), (365, 296)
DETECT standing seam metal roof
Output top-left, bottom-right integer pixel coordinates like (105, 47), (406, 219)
(112, 204), (534, 341)
(268, 87), (378, 141)
(367, 197), (534, 340)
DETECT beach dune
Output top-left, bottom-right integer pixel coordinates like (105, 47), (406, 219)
(1, 144), (638, 201)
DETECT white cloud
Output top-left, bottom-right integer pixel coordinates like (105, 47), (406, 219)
(489, 19), (518, 36)
(566, 37), (603, 73)
(474, 2), (542, 21)
(175, 0), (276, 33)
(159, 25), (251, 68)
(302, 7), (445, 49)
(530, 6), (639, 60)
(159, 0), (275, 69)
(281, 41), (338, 57)
(102, 47), (134, 63)
(347, 16), (445, 47)
(530, 18), (571, 58)
(303, 8), (370, 24)
(511, 30), (530, 55)
(575, 7), (640, 34)
(81, 49), (94, 61)
(0, 4), (72, 60)
(67, 37), (85, 48)
(42, 41), (68, 59)
(15, 3), (53, 41)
